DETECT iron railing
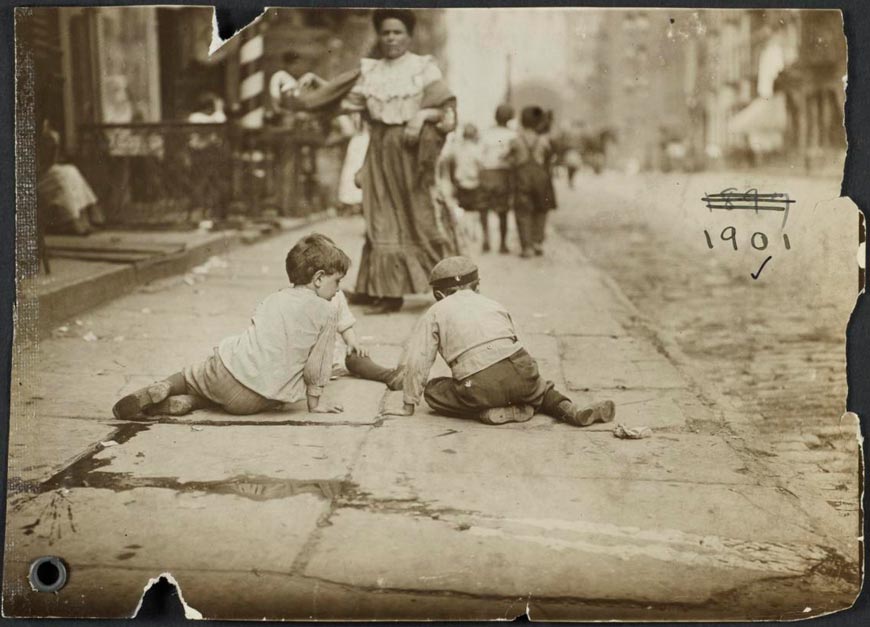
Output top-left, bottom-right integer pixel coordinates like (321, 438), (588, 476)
(76, 121), (340, 228)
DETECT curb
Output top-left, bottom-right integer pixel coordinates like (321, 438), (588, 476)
(35, 212), (332, 337)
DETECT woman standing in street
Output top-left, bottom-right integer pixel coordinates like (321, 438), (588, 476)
(294, 9), (457, 314)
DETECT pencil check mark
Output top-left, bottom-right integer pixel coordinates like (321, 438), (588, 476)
(751, 256), (773, 280)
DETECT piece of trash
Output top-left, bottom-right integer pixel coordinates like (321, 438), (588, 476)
(141, 308), (152, 314)
(613, 424), (653, 439)
(74, 320), (83, 327)
(198, 219), (214, 231)
(100, 440), (118, 448)
(82, 331), (98, 342)
(56, 326), (69, 333)
(113, 336), (125, 342)
(190, 426), (204, 432)
(183, 275), (196, 286)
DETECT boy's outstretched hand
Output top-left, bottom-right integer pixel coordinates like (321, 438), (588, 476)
(310, 404), (344, 414)
(384, 402), (415, 417)
(307, 394), (344, 414)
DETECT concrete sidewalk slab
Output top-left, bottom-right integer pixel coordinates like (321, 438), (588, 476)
(4, 487), (326, 603)
(90, 423), (369, 483)
(302, 507), (829, 605)
(34, 337), (217, 377)
(26, 231), (246, 336)
(569, 387), (720, 432)
(351, 423), (759, 491)
(7, 418), (120, 485)
(561, 335), (687, 390)
(56, 308), (245, 344)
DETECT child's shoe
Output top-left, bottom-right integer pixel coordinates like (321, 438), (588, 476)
(478, 404), (535, 425)
(112, 381), (173, 419)
(558, 400), (615, 427)
(146, 395), (201, 417)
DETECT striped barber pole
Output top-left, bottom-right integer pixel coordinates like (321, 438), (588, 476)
(238, 21), (265, 129)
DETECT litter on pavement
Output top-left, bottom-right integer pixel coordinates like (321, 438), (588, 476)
(613, 423), (653, 439)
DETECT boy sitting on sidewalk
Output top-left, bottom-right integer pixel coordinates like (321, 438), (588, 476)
(389, 256), (615, 426)
(112, 234), (348, 419)
(303, 234), (403, 389)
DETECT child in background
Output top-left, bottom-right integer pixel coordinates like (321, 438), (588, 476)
(515, 106), (557, 258)
(442, 124), (485, 246)
(390, 256), (615, 427)
(112, 234), (348, 419)
(478, 104), (519, 254)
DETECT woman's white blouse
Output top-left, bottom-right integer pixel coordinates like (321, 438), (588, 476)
(344, 52), (443, 125)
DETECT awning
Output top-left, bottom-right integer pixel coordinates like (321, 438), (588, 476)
(731, 93), (787, 133)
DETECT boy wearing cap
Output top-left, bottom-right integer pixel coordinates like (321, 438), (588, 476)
(391, 256), (615, 426)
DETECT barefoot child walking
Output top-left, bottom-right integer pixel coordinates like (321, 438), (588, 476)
(112, 234), (350, 419)
(390, 256), (615, 426)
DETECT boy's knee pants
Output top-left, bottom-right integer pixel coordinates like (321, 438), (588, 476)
(423, 349), (569, 419)
(183, 349), (280, 415)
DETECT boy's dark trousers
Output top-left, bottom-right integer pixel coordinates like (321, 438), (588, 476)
(423, 349), (570, 419)
(515, 209), (548, 249)
(514, 192), (549, 250)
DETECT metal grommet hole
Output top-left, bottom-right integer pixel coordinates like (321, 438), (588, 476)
(29, 556), (67, 592)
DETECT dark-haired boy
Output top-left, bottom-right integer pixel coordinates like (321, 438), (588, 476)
(112, 234), (349, 419)
(391, 256), (615, 426)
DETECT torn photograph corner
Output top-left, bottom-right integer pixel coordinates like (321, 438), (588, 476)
(3, 4), (862, 621)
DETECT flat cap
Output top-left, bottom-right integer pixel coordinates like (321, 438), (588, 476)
(429, 256), (479, 290)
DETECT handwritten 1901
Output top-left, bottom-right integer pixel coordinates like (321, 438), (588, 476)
(701, 188), (795, 252)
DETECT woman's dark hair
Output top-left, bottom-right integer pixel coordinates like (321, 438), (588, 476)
(285, 234), (351, 285)
(495, 104), (514, 126)
(372, 8), (416, 35)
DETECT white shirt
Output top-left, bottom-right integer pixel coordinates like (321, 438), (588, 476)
(479, 126), (517, 170)
(344, 53), (443, 125)
(401, 290), (523, 405)
(219, 288), (337, 402)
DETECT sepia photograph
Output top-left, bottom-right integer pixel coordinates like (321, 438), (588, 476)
(3, 4), (862, 620)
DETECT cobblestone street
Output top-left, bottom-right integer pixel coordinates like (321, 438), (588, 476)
(553, 170), (859, 523)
